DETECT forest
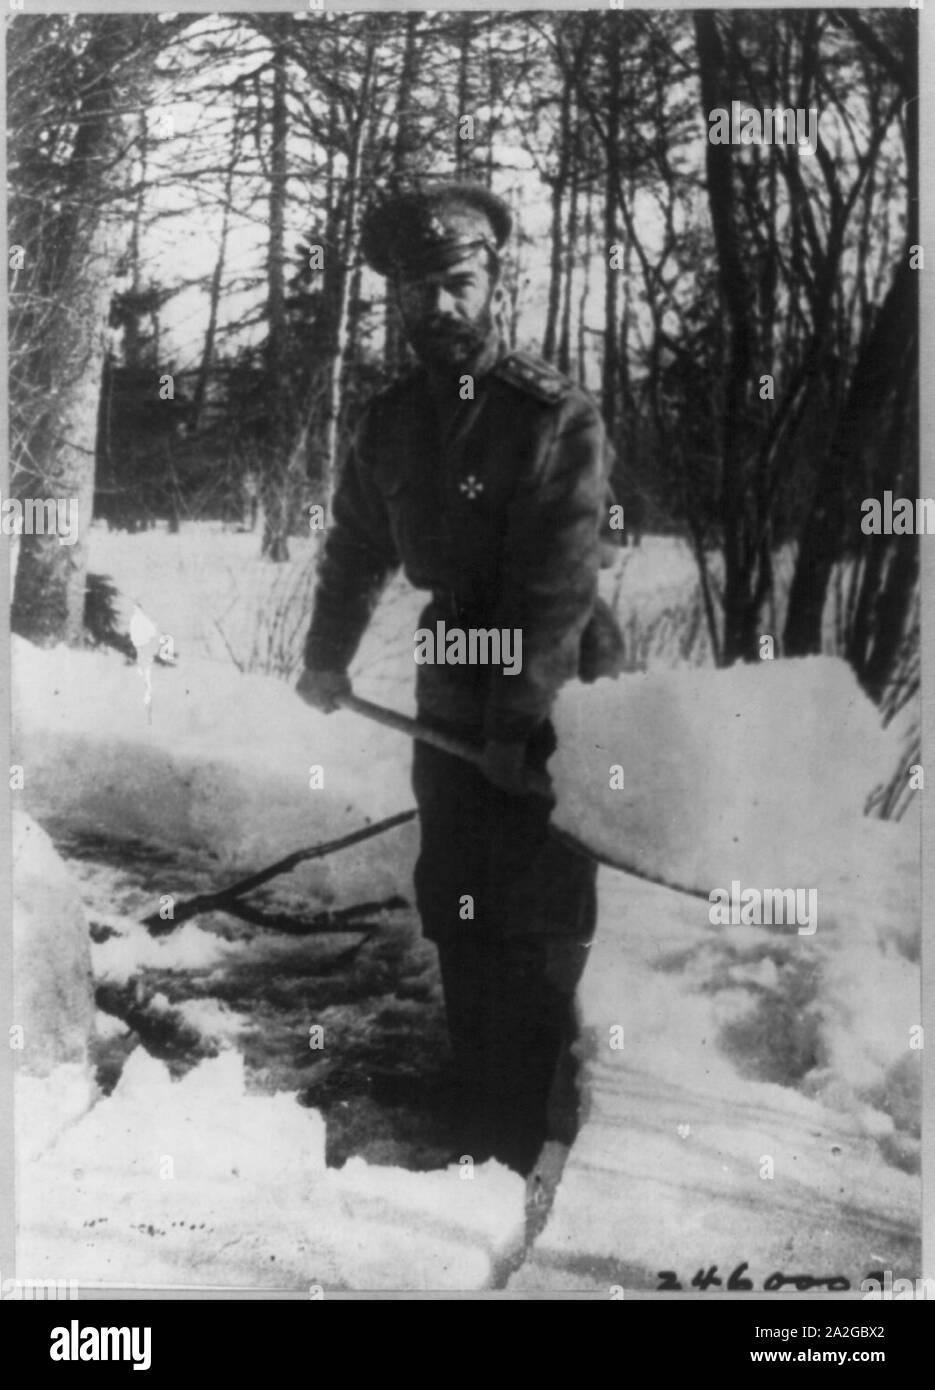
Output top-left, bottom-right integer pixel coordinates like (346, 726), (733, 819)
(7, 7), (918, 715)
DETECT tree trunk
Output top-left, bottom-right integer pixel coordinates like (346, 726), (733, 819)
(322, 22), (377, 507)
(576, 179), (593, 384)
(12, 19), (137, 645)
(123, 109), (148, 371)
(385, 13), (422, 374)
(557, 130), (578, 375)
(454, 15), (472, 176)
(484, 16), (503, 184)
(190, 118), (240, 435)
(542, 76), (571, 363)
(262, 27), (293, 562)
(601, 15), (622, 434)
(694, 12), (757, 664)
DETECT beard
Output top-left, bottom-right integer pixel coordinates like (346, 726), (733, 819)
(406, 307), (496, 369)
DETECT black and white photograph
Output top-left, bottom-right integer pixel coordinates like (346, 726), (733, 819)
(3, 0), (929, 1310)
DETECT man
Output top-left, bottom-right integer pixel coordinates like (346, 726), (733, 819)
(297, 183), (620, 1175)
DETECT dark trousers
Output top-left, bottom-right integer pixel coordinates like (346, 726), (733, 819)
(411, 718), (597, 1174)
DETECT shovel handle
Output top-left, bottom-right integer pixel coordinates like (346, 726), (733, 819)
(335, 692), (553, 801)
(333, 694), (713, 899)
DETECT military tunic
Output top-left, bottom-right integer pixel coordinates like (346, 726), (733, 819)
(305, 344), (614, 1170)
(305, 347), (613, 741)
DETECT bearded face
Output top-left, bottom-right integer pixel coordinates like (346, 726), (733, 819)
(394, 250), (501, 369)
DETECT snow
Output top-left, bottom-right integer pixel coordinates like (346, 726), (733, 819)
(512, 862), (920, 1291)
(13, 639), (899, 907)
(12, 812), (96, 1075)
(12, 812), (97, 1159)
(16, 1066), (97, 1167)
(12, 635), (418, 909)
(166, 997), (249, 1046)
(11, 522), (921, 1291)
(91, 916), (241, 985)
(549, 656), (898, 891)
(94, 1010), (131, 1041)
(18, 1048), (526, 1291)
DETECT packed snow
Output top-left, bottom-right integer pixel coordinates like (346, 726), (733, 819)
(549, 655), (897, 890)
(19, 1049), (526, 1291)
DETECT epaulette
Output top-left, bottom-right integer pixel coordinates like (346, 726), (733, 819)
(493, 350), (571, 404)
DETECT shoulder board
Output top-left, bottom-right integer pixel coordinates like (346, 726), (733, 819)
(493, 351), (571, 404)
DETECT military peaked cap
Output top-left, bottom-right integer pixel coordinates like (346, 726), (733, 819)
(360, 183), (512, 278)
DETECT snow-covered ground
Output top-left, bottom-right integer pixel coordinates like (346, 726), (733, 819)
(11, 522), (922, 1292)
(512, 845), (920, 1291)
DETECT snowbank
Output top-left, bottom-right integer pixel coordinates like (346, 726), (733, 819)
(12, 811), (96, 1075)
(12, 636), (418, 908)
(14, 638), (897, 910)
(18, 1048), (526, 1291)
(12, 812), (98, 1159)
(549, 656), (898, 890)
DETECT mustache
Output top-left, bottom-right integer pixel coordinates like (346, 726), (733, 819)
(421, 316), (481, 340)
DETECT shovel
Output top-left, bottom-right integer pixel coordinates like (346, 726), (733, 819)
(147, 692), (707, 936)
(336, 692), (708, 899)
